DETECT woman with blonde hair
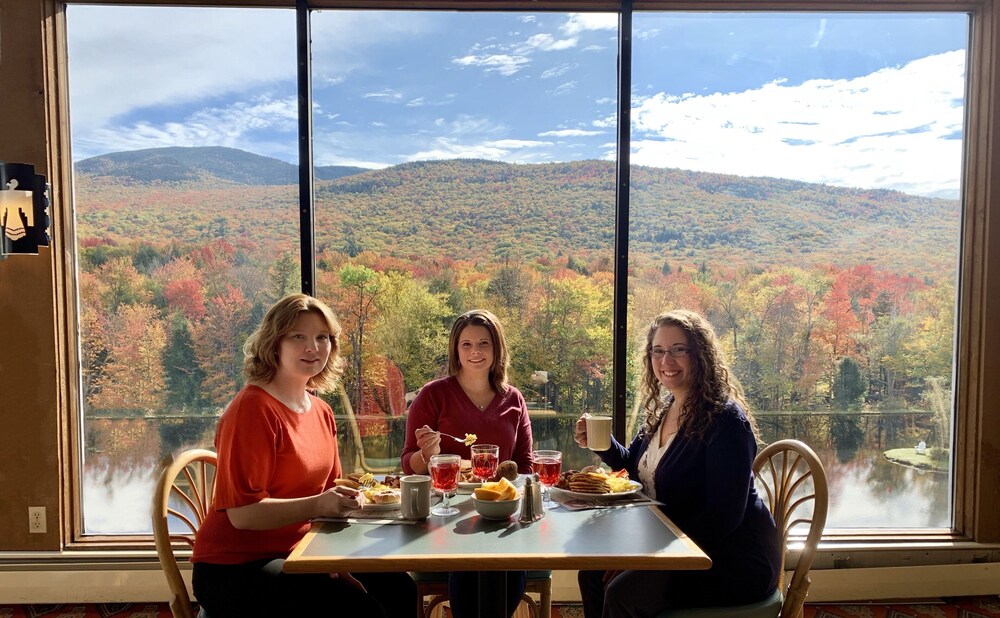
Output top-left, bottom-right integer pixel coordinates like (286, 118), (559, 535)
(192, 293), (416, 617)
(574, 309), (780, 617)
(402, 308), (534, 618)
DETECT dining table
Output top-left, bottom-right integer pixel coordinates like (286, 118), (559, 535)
(283, 492), (711, 573)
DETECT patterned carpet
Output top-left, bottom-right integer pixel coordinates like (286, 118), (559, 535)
(0, 598), (998, 617)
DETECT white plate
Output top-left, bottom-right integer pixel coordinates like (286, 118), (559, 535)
(551, 480), (643, 500)
(360, 500), (401, 512)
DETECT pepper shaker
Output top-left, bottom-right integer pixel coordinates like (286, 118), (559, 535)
(519, 474), (544, 523)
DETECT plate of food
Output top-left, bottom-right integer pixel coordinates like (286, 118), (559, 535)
(551, 480), (643, 500)
(551, 467), (643, 499)
(360, 487), (402, 511)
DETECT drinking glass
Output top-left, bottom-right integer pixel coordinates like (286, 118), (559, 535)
(429, 454), (461, 516)
(470, 444), (500, 483)
(532, 450), (562, 509)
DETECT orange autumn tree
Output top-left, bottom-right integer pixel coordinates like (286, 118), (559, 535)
(89, 303), (167, 414)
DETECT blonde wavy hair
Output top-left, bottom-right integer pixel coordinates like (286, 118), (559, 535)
(447, 309), (510, 394)
(243, 293), (345, 393)
(639, 309), (757, 442)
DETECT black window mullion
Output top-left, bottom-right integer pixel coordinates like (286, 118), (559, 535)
(297, 0), (316, 296)
(613, 1), (633, 442)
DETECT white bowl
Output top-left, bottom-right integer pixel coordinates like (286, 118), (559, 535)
(472, 496), (521, 520)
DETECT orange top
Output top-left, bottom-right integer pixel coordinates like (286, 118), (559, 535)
(192, 385), (341, 565)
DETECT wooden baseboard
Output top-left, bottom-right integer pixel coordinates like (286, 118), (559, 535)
(0, 564), (997, 604)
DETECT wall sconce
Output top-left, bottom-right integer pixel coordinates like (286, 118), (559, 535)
(1, 161), (50, 258)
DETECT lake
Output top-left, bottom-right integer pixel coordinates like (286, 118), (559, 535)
(81, 411), (950, 534)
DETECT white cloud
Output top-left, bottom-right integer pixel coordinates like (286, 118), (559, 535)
(408, 137), (552, 163)
(551, 81), (578, 96)
(539, 129), (605, 137)
(452, 54), (530, 76)
(67, 6), (296, 133)
(73, 95), (301, 160)
(524, 33), (578, 52)
(407, 95), (456, 107)
(364, 89), (404, 102)
(635, 28), (661, 41)
(561, 13), (618, 36)
(541, 63), (578, 79)
(630, 51), (966, 197)
(811, 19), (828, 49)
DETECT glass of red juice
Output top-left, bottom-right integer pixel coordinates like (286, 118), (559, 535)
(429, 454), (461, 516)
(532, 450), (562, 509)
(471, 444), (499, 483)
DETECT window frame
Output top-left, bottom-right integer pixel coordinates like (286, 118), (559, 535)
(45, 0), (1000, 552)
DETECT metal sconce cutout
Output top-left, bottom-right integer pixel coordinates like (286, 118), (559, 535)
(1, 161), (50, 258)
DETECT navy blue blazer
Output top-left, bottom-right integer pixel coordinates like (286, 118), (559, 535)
(598, 400), (781, 602)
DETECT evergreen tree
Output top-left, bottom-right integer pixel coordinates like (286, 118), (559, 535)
(833, 357), (865, 410)
(268, 252), (299, 301)
(163, 318), (206, 411)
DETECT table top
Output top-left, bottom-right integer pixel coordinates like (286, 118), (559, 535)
(284, 493), (711, 573)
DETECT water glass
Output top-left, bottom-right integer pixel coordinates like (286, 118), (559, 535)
(471, 444), (499, 482)
(532, 450), (562, 509)
(429, 453), (461, 516)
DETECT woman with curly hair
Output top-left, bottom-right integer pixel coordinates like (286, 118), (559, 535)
(191, 293), (416, 617)
(574, 309), (780, 617)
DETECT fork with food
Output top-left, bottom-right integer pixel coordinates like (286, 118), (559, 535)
(441, 431), (478, 446)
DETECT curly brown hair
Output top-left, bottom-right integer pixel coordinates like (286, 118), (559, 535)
(243, 293), (345, 393)
(639, 309), (757, 442)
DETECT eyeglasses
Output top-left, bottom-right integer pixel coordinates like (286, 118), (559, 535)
(648, 346), (691, 360)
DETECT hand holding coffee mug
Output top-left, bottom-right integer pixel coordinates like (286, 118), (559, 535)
(577, 414), (612, 451)
(400, 474), (431, 520)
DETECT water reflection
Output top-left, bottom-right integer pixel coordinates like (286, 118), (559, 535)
(82, 412), (950, 534)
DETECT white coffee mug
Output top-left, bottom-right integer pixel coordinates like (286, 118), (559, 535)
(400, 474), (431, 520)
(585, 415), (613, 451)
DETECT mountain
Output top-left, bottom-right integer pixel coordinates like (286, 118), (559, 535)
(72, 149), (960, 279)
(74, 146), (366, 185)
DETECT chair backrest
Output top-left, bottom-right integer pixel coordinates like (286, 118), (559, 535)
(152, 449), (217, 618)
(753, 439), (829, 618)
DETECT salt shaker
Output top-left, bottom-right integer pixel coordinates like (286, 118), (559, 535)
(519, 474), (544, 523)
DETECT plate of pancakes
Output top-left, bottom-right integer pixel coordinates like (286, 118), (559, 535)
(551, 472), (642, 499)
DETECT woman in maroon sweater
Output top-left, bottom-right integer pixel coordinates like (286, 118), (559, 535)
(401, 309), (534, 618)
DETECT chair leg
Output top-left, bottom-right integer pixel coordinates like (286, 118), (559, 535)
(540, 583), (552, 618)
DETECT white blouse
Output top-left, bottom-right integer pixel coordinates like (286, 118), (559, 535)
(638, 429), (676, 500)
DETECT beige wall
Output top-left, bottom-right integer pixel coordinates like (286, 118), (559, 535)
(0, 0), (62, 551)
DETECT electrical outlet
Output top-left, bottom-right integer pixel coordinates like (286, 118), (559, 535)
(28, 506), (46, 534)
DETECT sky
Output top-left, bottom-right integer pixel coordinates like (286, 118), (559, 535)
(66, 7), (968, 198)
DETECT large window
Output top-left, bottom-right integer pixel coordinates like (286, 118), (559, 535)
(309, 10), (617, 477)
(65, 3), (968, 536)
(67, 5), (297, 534)
(628, 12), (966, 528)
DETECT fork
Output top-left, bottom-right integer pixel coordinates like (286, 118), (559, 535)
(439, 431), (475, 445)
